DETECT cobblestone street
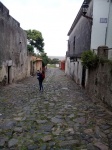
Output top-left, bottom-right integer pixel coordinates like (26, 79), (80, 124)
(0, 68), (112, 150)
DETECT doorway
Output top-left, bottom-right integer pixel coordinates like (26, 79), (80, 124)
(8, 66), (11, 84)
(81, 66), (86, 88)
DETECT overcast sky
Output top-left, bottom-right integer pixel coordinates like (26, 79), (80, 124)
(1, 0), (83, 56)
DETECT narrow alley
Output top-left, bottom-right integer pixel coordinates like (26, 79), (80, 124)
(0, 68), (112, 150)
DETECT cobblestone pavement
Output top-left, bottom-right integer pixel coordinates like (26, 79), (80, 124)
(0, 68), (112, 150)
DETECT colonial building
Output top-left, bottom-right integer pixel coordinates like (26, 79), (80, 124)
(65, 0), (112, 87)
(0, 2), (29, 85)
(28, 55), (42, 76)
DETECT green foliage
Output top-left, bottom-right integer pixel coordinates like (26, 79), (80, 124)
(81, 50), (99, 68)
(48, 58), (60, 64)
(81, 50), (112, 75)
(40, 53), (49, 67)
(48, 64), (56, 68)
(20, 145), (27, 150)
(25, 29), (44, 53)
(27, 45), (34, 53)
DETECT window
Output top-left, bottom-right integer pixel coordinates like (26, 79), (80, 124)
(68, 40), (70, 51)
(73, 36), (76, 51)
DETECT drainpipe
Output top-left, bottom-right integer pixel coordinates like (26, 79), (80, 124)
(105, 0), (111, 45)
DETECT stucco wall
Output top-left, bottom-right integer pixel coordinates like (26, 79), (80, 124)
(65, 1), (93, 86)
(65, 57), (84, 86)
(65, 57), (70, 76)
(91, 0), (111, 50)
(106, 1), (112, 59)
(36, 61), (42, 71)
(0, 2), (28, 83)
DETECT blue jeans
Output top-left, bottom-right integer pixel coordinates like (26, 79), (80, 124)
(39, 80), (43, 91)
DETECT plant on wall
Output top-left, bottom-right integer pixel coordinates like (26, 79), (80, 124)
(81, 50), (99, 68)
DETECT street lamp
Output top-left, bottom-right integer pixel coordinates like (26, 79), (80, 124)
(82, 0), (93, 20)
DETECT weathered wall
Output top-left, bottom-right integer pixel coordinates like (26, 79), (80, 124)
(65, 57), (85, 86)
(86, 46), (112, 108)
(27, 54), (33, 76)
(0, 2), (29, 84)
(36, 61), (42, 72)
(106, 0), (112, 59)
(68, 1), (93, 56)
(27, 55), (42, 76)
(65, 1), (93, 86)
(87, 63), (112, 107)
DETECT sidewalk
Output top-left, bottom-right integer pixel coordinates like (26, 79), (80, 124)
(0, 68), (112, 150)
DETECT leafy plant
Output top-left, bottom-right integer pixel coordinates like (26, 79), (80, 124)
(40, 52), (49, 66)
(25, 29), (44, 53)
(27, 45), (34, 53)
(81, 50), (99, 68)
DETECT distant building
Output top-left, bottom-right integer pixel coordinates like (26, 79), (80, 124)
(28, 55), (42, 76)
(48, 56), (65, 61)
(56, 64), (59, 68)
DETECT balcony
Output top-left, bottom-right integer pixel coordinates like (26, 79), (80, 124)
(66, 51), (81, 62)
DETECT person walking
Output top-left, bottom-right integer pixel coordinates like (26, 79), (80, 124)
(37, 70), (45, 91)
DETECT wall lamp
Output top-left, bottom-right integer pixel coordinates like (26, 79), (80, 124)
(82, 0), (93, 20)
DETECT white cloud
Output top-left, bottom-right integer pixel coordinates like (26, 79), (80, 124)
(1, 0), (83, 56)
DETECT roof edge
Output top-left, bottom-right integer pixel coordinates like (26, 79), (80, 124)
(67, 0), (91, 36)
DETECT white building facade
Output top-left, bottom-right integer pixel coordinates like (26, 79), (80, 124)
(65, 0), (112, 87)
(91, 0), (112, 59)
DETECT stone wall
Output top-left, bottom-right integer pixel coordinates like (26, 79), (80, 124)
(86, 46), (112, 108)
(0, 2), (29, 84)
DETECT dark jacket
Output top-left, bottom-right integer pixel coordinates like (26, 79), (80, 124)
(37, 72), (43, 81)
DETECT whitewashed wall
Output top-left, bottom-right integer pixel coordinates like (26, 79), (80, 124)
(66, 0), (112, 87)
(65, 58), (84, 86)
(106, 1), (112, 59)
(91, 0), (110, 49)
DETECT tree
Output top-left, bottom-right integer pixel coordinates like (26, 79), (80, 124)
(43, 57), (60, 64)
(52, 58), (59, 64)
(26, 29), (44, 53)
(40, 53), (49, 67)
(27, 45), (34, 53)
